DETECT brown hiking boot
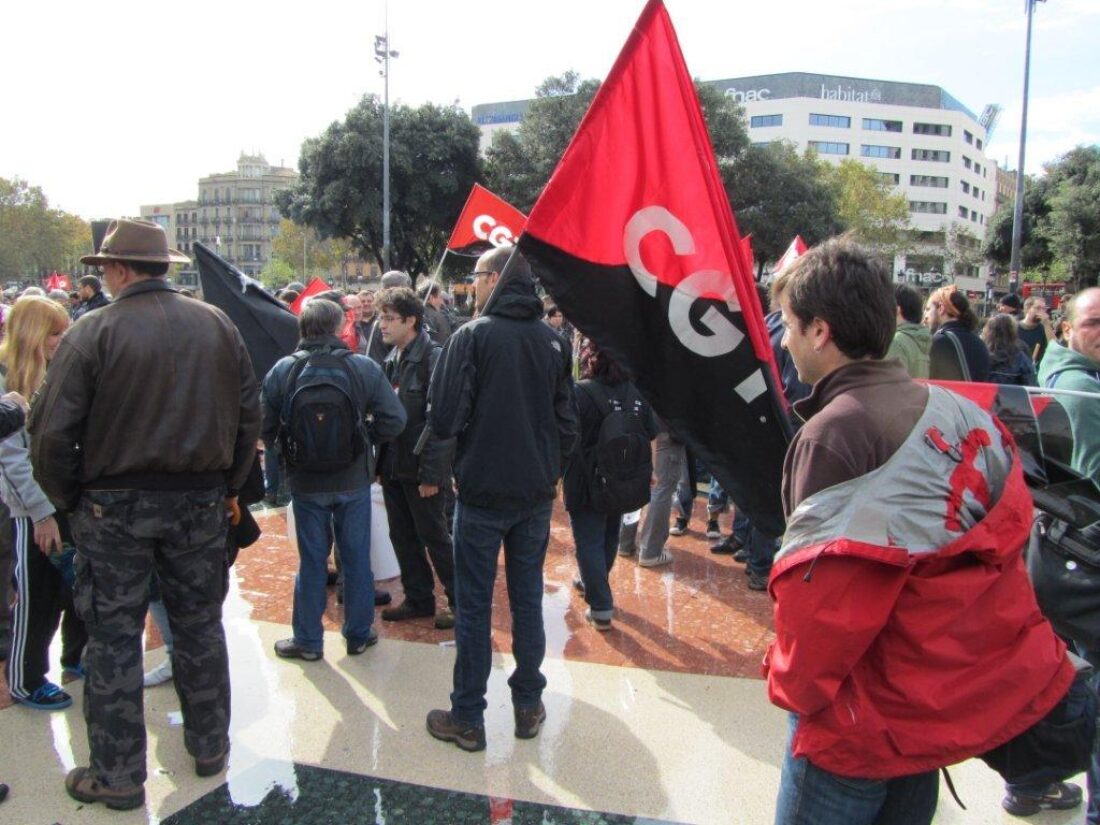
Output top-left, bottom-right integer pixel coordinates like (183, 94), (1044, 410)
(195, 744), (230, 777)
(426, 709), (486, 752)
(434, 607), (455, 630)
(382, 601), (434, 622)
(65, 767), (145, 811)
(514, 701), (547, 739)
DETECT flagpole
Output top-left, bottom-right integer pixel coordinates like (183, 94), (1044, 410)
(432, 248), (448, 279)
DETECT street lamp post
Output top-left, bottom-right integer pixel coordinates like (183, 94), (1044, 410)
(375, 20), (399, 273)
(1009, 0), (1046, 294)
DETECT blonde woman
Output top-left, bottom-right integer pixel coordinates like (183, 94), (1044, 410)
(0, 295), (85, 710)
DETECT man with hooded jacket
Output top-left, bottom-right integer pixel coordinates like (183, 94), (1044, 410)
(424, 246), (577, 752)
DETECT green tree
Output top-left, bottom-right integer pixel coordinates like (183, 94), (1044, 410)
(727, 142), (844, 275)
(277, 97), (482, 276)
(0, 177), (90, 282)
(268, 218), (356, 284)
(825, 159), (910, 256)
(1044, 145), (1100, 290)
(484, 72), (749, 213)
(981, 174), (1053, 272)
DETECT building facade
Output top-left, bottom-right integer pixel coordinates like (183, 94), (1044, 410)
(472, 72), (999, 291)
(141, 153), (297, 286)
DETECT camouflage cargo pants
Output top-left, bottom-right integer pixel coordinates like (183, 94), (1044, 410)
(70, 487), (230, 788)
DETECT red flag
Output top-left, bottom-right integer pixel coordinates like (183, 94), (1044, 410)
(446, 184), (527, 252)
(740, 234), (756, 281)
(773, 236), (808, 277)
(44, 272), (72, 291)
(289, 277), (331, 316)
(518, 0), (790, 535)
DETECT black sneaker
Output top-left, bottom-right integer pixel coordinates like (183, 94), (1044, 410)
(705, 519), (721, 539)
(514, 701), (547, 739)
(1002, 781), (1082, 816)
(733, 547), (749, 563)
(274, 639), (322, 661)
(426, 709), (486, 752)
(375, 590), (393, 607)
(710, 535), (743, 555)
(747, 571), (769, 592)
(347, 630), (379, 655)
(382, 601), (434, 622)
(434, 607), (456, 630)
(668, 517), (688, 536)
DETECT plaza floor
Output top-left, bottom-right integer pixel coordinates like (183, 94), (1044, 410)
(0, 500), (1086, 824)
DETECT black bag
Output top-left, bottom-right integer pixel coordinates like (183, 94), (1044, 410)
(980, 656), (1097, 786)
(1026, 512), (1100, 650)
(580, 380), (652, 514)
(278, 348), (368, 472)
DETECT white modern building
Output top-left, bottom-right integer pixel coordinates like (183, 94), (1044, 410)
(472, 72), (999, 291)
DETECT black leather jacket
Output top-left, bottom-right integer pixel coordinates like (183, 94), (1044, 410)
(378, 330), (454, 485)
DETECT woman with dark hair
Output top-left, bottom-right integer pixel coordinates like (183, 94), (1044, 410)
(924, 285), (991, 381)
(982, 314), (1038, 386)
(563, 346), (657, 631)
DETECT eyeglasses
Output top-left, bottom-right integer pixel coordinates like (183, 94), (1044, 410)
(379, 313), (403, 323)
(472, 270), (494, 280)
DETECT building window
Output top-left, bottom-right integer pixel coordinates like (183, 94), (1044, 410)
(751, 141), (777, 149)
(910, 201), (948, 215)
(910, 174), (950, 188)
(959, 205), (969, 218)
(913, 122), (952, 137)
(912, 149), (951, 162)
(750, 114), (783, 128)
(962, 155), (972, 170)
(863, 118), (902, 132)
(861, 144), (901, 159)
(971, 210), (979, 222)
(974, 162), (982, 175)
(880, 172), (901, 186)
(964, 130), (974, 144)
(961, 181), (971, 194)
(808, 141), (849, 155)
(809, 113), (851, 128)
(977, 138), (984, 150)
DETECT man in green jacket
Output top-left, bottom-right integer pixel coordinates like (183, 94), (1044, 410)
(886, 283), (931, 378)
(1038, 287), (1100, 487)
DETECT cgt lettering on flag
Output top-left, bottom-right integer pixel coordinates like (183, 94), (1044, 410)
(472, 213), (517, 248)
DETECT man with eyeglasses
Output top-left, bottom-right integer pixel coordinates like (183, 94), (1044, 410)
(425, 246), (577, 752)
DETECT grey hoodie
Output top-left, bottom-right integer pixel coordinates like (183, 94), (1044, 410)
(0, 374), (54, 522)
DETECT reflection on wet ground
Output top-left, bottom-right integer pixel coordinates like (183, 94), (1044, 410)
(162, 762), (684, 825)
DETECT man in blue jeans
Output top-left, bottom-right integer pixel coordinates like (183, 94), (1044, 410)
(425, 247), (577, 751)
(261, 298), (405, 661)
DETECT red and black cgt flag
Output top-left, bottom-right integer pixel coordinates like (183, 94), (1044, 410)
(446, 184), (528, 254)
(518, 0), (790, 535)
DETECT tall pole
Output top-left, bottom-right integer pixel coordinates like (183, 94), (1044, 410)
(376, 4), (397, 273)
(1009, 0), (1044, 294)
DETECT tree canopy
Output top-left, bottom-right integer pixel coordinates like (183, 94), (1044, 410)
(277, 97), (482, 276)
(0, 178), (90, 283)
(824, 159), (910, 257)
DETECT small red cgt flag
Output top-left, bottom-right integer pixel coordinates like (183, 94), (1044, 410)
(446, 184), (527, 253)
(44, 272), (72, 291)
(773, 236), (808, 277)
(289, 277), (332, 316)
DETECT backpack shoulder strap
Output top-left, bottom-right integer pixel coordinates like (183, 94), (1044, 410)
(943, 330), (972, 382)
(333, 349), (368, 416)
(579, 379), (614, 418)
(279, 350), (313, 424)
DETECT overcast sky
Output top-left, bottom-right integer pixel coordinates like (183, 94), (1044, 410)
(2, 0), (1096, 220)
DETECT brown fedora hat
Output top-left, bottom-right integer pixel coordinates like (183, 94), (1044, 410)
(81, 218), (190, 266)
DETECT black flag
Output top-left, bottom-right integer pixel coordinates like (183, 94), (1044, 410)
(194, 242), (298, 383)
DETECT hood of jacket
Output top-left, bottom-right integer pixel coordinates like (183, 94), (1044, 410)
(895, 321), (932, 353)
(485, 270), (544, 321)
(1040, 339), (1100, 381)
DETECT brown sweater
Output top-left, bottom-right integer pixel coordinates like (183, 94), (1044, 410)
(782, 360), (929, 518)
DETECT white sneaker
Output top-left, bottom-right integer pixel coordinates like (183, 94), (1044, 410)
(143, 656), (173, 688)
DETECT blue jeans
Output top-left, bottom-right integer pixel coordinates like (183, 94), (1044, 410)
(707, 477), (728, 517)
(450, 499), (552, 727)
(569, 508), (621, 619)
(291, 489), (374, 651)
(776, 714), (938, 825)
(733, 512), (778, 576)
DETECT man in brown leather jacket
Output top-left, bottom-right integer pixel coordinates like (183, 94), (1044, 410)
(28, 218), (261, 811)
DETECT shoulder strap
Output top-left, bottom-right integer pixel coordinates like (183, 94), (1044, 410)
(279, 351), (313, 424)
(944, 331), (972, 382)
(579, 379), (614, 418)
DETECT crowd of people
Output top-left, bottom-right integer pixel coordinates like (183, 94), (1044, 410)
(1, 216), (1098, 825)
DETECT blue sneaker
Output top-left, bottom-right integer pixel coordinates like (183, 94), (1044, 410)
(62, 664), (86, 685)
(18, 681), (72, 711)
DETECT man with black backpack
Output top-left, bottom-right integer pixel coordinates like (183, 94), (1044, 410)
(375, 287), (457, 630)
(564, 346), (657, 631)
(261, 298), (406, 662)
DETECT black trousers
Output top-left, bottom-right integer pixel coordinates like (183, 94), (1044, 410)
(381, 479), (455, 611)
(6, 517), (86, 698)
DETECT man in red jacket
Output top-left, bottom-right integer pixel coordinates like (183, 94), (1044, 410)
(765, 238), (1076, 824)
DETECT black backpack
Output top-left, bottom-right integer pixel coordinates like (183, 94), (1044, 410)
(580, 380), (652, 514)
(278, 347), (369, 472)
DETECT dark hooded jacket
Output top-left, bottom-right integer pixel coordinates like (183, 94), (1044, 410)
(428, 271), (578, 509)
